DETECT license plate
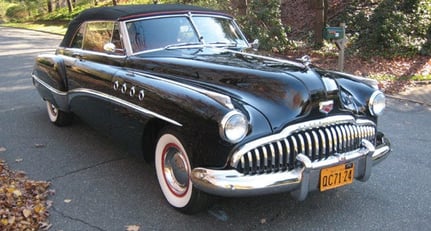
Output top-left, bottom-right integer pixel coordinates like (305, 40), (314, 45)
(320, 163), (354, 191)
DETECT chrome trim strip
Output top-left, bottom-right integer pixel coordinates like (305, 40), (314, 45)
(32, 74), (182, 127)
(192, 139), (391, 198)
(231, 115), (376, 167)
(32, 74), (67, 96)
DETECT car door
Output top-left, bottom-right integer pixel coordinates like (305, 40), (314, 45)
(62, 21), (126, 134)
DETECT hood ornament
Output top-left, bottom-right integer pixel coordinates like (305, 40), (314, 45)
(298, 55), (311, 68)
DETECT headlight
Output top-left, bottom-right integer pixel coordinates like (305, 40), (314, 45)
(369, 91), (386, 116)
(220, 111), (249, 143)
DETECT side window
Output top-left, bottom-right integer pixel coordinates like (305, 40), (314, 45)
(69, 21), (124, 55)
(70, 25), (85, 48)
(111, 23), (124, 55)
(82, 22), (114, 52)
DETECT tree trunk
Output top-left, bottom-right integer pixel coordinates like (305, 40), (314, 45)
(47, 0), (53, 13)
(112, 0), (117, 5)
(66, 0), (74, 13)
(310, 0), (324, 47)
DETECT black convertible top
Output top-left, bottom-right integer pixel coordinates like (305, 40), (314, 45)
(60, 4), (227, 47)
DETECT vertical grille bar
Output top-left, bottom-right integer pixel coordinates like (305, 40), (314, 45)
(276, 141), (283, 169)
(304, 132), (313, 159)
(297, 134), (305, 155)
(311, 130), (320, 159)
(319, 129), (327, 158)
(262, 146), (268, 171)
(283, 138), (290, 169)
(269, 143), (276, 170)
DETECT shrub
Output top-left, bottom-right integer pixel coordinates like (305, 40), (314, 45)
(5, 4), (28, 22)
(340, 0), (431, 57)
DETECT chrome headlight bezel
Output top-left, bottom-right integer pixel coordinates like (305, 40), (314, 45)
(369, 90), (386, 116)
(220, 110), (249, 144)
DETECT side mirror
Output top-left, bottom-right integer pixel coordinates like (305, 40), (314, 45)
(250, 39), (260, 51)
(103, 43), (116, 53)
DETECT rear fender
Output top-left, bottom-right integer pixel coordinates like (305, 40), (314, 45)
(32, 54), (69, 111)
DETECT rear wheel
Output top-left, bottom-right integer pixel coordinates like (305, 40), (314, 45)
(155, 128), (211, 214)
(46, 101), (73, 126)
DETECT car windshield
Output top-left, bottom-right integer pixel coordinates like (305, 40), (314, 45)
(125, 15), (248, 54)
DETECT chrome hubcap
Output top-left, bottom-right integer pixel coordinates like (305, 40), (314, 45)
(163, 145), (189, 196)
(47, 102), (58, 117)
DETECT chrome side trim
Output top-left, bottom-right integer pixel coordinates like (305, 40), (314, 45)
(32, 74), (67, 96)
(32, 74), (182, 127)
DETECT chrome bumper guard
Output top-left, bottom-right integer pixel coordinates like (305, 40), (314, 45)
(191, 138), (391, 200)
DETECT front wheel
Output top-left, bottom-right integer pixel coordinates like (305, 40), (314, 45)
(155, 128), (211, 214)
(46, 101), (73, 126)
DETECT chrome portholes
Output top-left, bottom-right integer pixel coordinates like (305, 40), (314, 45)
(130, 86), (136, 97)
(113, 81), (119, 90)
(138, 89), (145, 101)
(113, 80), (145, 101)
(121, 83), (128, 94)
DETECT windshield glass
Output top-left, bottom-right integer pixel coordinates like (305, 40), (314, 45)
(192, 16), (247, 47)
(126, 16), (199, 53)
(125, 15), (248, 53)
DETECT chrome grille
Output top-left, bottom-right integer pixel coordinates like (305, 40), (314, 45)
(236, 123), (376, 175)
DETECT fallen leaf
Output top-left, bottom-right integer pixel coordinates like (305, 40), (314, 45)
(39, 222), (53, 230)
(34, 144), (46, 148)
(8, 216), (16, 225)
(126, 225), (140, 231)
(1, 218), (8, 225)
(22, 208), (32, 218)
(13, 189), (22, 197)
(34, 204), (45, 214)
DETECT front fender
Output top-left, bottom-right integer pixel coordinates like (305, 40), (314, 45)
(117, 70), (272, 167)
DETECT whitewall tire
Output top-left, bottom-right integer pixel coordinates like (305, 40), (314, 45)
(155, 129), (211, 213)
(46, 101), (73, 126)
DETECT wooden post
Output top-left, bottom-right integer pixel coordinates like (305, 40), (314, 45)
(336, 23), (346, 71)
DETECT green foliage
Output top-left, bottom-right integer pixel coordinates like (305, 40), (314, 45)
(235, 0), (294, 52)
(339, 0), (431, 57)
(5, 4), (28, 22)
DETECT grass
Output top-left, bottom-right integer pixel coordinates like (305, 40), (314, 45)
(2, 22), (67, 35)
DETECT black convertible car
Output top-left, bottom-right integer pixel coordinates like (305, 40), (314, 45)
(32, 4), (391, 213)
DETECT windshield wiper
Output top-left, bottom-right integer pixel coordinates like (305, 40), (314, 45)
(164, 42), (204, 50)
(208, 42), (238, 47)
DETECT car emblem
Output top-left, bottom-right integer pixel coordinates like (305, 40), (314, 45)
(319, 100), (334, 114)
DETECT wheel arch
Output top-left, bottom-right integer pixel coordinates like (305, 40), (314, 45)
(142, 118), (170, 163)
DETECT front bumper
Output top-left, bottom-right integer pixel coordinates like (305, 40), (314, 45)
(191, 137), (390, 200)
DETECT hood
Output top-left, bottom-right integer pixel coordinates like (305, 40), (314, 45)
(129, 48), (340, 131)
